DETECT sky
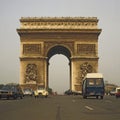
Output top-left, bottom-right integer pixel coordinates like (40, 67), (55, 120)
(0, 0), (120, 94)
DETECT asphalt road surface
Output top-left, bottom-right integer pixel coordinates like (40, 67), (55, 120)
(0, 95), (120, 120)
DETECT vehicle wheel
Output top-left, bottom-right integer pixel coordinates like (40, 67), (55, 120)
(96, 96), (98, 99)
(45, 95), (48, 98)
(83, 95), (87, 99)
(14, 95), (17, 99)
(7, 96), (10, 100)
(39, 93), (42, 97)
(101, 96), (103, 99)
(20, 95), (23, 99)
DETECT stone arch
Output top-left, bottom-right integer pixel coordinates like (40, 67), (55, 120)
(17, 17), (101, 91)
(44, 42), (74, 57)
(47, 45), (71, 61)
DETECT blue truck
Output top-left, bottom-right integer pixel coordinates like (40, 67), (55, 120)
(82, 73), (105, 99)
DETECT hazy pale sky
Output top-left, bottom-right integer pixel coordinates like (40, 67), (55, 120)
(0, 0), (120, 94)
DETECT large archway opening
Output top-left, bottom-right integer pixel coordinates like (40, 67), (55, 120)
(47, 45), (71, 94)
(49, 55), (69, 94)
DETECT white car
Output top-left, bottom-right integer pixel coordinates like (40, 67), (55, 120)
(37, 87), (48, 98)
(23, 88), (33, 96)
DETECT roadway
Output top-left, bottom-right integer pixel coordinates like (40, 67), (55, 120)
(0, 95), (120, 120)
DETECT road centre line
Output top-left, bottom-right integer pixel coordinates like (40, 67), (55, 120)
(85, 106), (94, 111)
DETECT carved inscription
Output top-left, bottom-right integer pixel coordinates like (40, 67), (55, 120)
(23, 44), (41, 54)
(77, 44), (95, 55)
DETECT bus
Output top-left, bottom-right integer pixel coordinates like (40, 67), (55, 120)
(82, 73), (105, 99)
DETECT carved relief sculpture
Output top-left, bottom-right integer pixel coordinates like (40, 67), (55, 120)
(25, 64), (38, 83)
(80, 62), (93, 80)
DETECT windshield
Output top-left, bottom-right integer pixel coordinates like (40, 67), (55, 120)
(87, 78), (104, 87)
(38, 86), (44, 90)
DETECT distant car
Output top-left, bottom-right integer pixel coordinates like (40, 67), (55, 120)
(115, 87), (120, 98)
(0, 85), (23, 100)
(35, 87), (48, 98)
(23, 88), (33, 96)
(109, 90), (116, 96)
(64, 89), (73, 95)
(72, 90), (82, 95)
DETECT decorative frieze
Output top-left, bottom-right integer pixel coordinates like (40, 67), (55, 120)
(20, 17), (98, 29)
(23, 44), (41, 55)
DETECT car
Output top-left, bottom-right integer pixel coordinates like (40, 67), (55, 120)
(72, 90), (82, 95)
(64, 89), (73, 95)
(0, 85), (23, 100)
(23, 88), (33, 96)
(109, 90), (116, 96)
(115, 87), (120, 98)
(35, 87), (48, 98)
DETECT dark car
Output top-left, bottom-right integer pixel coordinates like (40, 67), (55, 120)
(0, 85), (23, 100)
(72, 90), (82, 95)
(64, 89), (73, 95)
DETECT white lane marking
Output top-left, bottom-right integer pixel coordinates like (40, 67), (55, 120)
(85, 106), (94, 111)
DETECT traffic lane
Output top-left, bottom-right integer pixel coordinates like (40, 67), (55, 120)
(54, 95), (120, 120)
(82, 95), (120, 114)
(0, 97), (58, 120)
(76, 95), (120, 120)
(0, 96), (87, 120)
(0, 95), (120, 120)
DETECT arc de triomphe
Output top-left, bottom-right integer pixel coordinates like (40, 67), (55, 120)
(17, 17), (101, 91)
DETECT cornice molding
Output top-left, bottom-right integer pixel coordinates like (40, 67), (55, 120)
(17, 28), (102, 35)
(20, 17), (98, 22)
(71, 56), (99, 60)
(18, 17), (100, 30)
(20, 56), (47, 61)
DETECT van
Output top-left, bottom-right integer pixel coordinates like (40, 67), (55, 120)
(82, 73), (105, 99)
